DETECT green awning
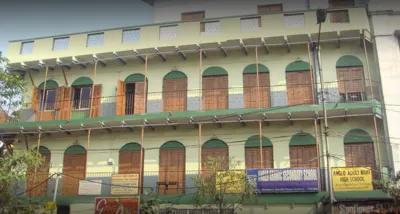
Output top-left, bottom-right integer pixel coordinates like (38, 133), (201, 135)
(243, 63), (269, 74)
(125, 73), (146, 83)
(160, 141), (185, 150)
(202, 139), (228, 149)
(164, 71), (187, 80)
(285, 61), (310, 72)
(38, 80), (58, 89)
(65, 145), (86, 154)
(344, 129), (373, 143)
(120, 142), (141, 151)
(289, 133), (316, 146)
(245, 135), (272, 148)
(336, 55), (363, 68)
(203, 66), (228, 77)
(71, 77), (93, 86)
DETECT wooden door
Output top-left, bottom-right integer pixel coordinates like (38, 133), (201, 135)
(158, 149), (185, 195)
(62, 154), (86, 196)
(134, 82), (146, 114)
(116, 80), (126, 116)
(26, 153), (51, 196)
(290, 145), (318, 168)
(163, 78), (187, 112)
(201, 148), (229, 179)
(345, 143), (375, 172)
(286, 71), (313, 106)
(243, 73), (270, 108)
(202, 76), (228, 110)
(119, 150), (142, 174)
(245, 147), (273, 169)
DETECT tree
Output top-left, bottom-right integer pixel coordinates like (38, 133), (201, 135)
(0, 148), (47, 214)
(0, 51), (26, 123)
(192, 157), (255, 214)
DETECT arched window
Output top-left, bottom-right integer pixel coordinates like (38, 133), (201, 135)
(158, 141), (185, 195)
(62, 145), (87, 196)
(202, 139), (229, 178)
(32, 80), (60, 121)
(116, 74), (148, 116)
(344, 129), (376, 172)
(163, 71), (188, 112)
(245, 135), (273, 169)
(285, 61), (313, 106)
(202, 67), (228, 110)
(119, 142), (142, 174)
(26, 146), (51, 196)
(289, 133), (318, 168)
(336, 55), (365, 102)
(38, 80), (59, 111)
(243, 64), (270, 108)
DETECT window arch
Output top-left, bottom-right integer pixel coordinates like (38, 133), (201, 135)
(336, 55), (365, 102)
(62, 145), (87, 196)
(285, 61), (313, 105)
(158, 141), (185, 195)
(242, 64), (270, 108)
(202, 139), (229, 178)
(289, 132), (318, 168)
(245, 135), (273, 169)
(163, 71), (188, 112)
(116, 74), (148, 116)
(202, 67), (228, 110)
(26, 146), (51, 196)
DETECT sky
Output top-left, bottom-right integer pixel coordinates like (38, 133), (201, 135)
(0, 0), (153, 57)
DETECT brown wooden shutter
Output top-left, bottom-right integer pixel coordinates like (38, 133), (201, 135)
(26, 153), (51, 196)
(290, 145), (317, 168)
(258, 4), (283, 13)
(202, 76), (228, 110)
(286, 71), (312, 106)
(245, 147), (273, 169)
(336, 67), (364, 100)
(90, 84), (102, 118)
(59, 87), (72, 120)
(31, 88), (40, 112)
(119, 150), (142, 174)
(163, 78), (187, 112)
(345, 143), (375, 169)
(55, 87), (65, 110)
(181, 11), (205, 21)
(200, 22), (205, 32)
(116, 80), (126, 116)
(62, 153), (86, 196)
(201, 148), (229, 179)
(134, 82), (146, 114)
(328, 0), (354, 7)
(158, 149), (185, 195)
(243, 73), (270, 108)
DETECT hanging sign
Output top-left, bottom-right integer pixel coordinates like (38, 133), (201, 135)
(78, 180), (102, 195)
(111, 174), (139, 195)
(331, 167), (373, 192)
(246, 168), (319, 193)
(95, 197), (139, 214)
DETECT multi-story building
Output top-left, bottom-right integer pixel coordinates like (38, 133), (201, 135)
(1, 0), (395, 213)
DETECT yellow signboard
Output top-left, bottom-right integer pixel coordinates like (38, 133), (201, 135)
(331, 167), (373, 192)
(216, 170), (245, 193)
(111, 174), (139, 195)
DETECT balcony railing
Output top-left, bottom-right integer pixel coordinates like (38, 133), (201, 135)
(9, 80), (380, 124)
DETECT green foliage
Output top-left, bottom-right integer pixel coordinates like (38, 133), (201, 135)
(140, 197), (162, 214)
(192, 157), (255, 213)
(374, 179), (400, 207)
(0, 149), (46, 214)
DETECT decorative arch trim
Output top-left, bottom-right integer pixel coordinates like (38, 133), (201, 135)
(125, 73), (147, 83)
(120, 142), (141, 151)
(71, 77), (93, 86)
(243, 64), (269, 74)
(202, 139), (228, 149)
(65, 145), (86, 154)
(285, 61), (310, 72)
(344, 129), (373, 144)
(245, 135), (273, 148)
(203, 66), (228, 77)
(336, 55), (363, 68)
(38, 80), (59, 89)
(164, 71), (187, 80)
(289, 132), (315, 146)
(33, 146), (51, 155)
(160, 141), (185, 150)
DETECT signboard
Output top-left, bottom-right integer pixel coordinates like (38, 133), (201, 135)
(95, 197), (139, 214)
(111, 174), (139, 195)
(333, 202), (398, 214)
(78, 180), (102, 195)
(332, 167), (373, 192)
(216, 170), (245, 193)
(246, 168), (319, 193)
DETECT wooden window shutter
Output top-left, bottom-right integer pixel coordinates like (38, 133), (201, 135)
(258, 4), (283, 13)
(90, 84), (102, 118)
(200, 22), (205, 32)
(158, 149), (185, 195)
(181, 11), (205, 21)
(116, 80), (126, 116)
(26, 153), (51, 196)
(59, 87), (72, 120)
(31, 88), (40, 112)
(328, 0), (354, 7)
(243, 73), (270, 108)
(290, 145), (317, 168)
(134, 82), (147, 114)
(162, 78), (187, 112)
(55, 86), (65, 110)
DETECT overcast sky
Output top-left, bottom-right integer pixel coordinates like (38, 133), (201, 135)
(0, 0), (153, 57)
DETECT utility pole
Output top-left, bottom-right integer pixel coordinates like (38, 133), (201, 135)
(316, 9), (336, 213)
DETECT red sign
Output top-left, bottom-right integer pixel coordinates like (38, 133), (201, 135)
(95, 197), (139, 214)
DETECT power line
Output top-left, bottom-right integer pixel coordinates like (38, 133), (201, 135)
(15, 173), (56, 196)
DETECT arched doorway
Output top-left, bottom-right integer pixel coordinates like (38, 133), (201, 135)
(158, 141), (185, 195)
(26, 146), (51, 196)
(336, 55), (365, 102)
(245, 135), (273, 169)
(117, 74), (148, 115)
(289, 133), (318, 168)
(202, 139), (229, 178)
(119, 142), (142, 174)
(243, 64), (270, 108)
(202, 66), (228, 110)
(344, 129), (376, 175)
(285, 61), (313, 105)
(62, 145), (87, 196)
(162, 71), (188, 112)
